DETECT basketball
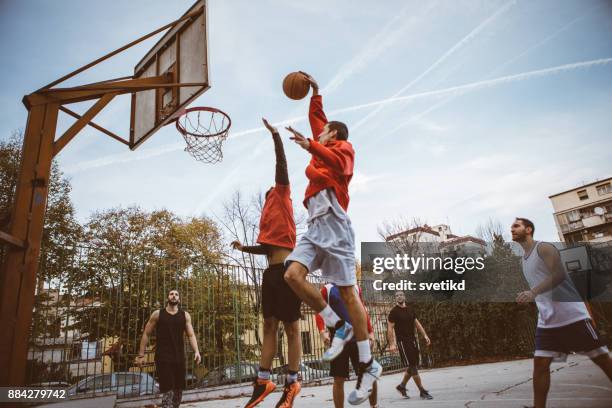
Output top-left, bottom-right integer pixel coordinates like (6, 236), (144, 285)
(282, 72), (310, 100)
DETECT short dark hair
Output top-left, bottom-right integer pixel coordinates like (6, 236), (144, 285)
(168, 289), (180, 296)
(515, 217), (535, 236)
(328, 121), (349, 141)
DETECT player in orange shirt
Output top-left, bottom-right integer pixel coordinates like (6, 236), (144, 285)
(232, 119), (301, 408)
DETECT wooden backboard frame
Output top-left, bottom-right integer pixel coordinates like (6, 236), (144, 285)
(130, 0), (210, 150)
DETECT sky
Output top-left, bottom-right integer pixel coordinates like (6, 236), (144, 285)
(1, 0), (611, 249)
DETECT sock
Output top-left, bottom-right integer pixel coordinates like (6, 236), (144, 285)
(357, 340), (372, 364)
(287, 370), (298, 384)
(320, 305), (341, 328)
(258, 367), (271, 381)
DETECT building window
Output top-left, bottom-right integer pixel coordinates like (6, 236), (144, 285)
(301, 332), (312, 355)
(596, 183), (611, 196)
(566, 210), (581, 222)
(577, 190), (588, 200)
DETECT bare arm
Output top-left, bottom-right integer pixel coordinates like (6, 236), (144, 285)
(517, 243), (566, 302)
(532, 243), (566, 295)
(135, 310), (159, 365)
(231, 241), (269, 255)
(272, 131), (289, 185)
(387, 321), (397, 350)
(415, 318), (431, 346)
(185, 312), (201, 364)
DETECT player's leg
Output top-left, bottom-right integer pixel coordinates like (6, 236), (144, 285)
(533, 356), (553, 408)
(591, 353), (612, 381)
(260, 317), (280, 374)
(246, 266), (281, 408)
(396, 340), (411, 397)
(333, 377), (346, 408)
(285, 320), (302, 375)
(331, 342), (353, 408)
(172, 362), (186, 408)
(368, 381), (378, 408)
(284, 261), (327, 311)
(157, 361), (175, 408)
(172, 389), (182, 408)
(405, 342), (432, 399)
(274, 319), (302, 408)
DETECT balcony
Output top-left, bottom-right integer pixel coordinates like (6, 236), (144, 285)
(582, 214), (607, 228)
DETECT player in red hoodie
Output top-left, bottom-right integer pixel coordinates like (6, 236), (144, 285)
(232, 119), (302, 408)
(284, 72), (382, 405)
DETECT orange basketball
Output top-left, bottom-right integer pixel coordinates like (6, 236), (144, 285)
(282, 72), (310, 100)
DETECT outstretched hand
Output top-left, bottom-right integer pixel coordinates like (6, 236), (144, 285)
(231, 240), (243, 251)
(262, 118), (278, 134)
(299, 71), (319, 94)
(286, 126), (310, 150)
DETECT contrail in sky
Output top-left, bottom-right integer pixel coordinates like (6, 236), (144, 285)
(65, 57), (612, 173)
(351, 0), (517, 131)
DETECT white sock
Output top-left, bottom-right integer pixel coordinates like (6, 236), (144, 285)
(320, 305), (341, 328)
(357, 340), (372, 363)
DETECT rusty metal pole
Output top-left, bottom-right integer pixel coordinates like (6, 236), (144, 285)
(0, 100), (59, 386)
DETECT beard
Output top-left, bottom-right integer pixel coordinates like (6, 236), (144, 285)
(397, 300), (405, 305)
(168, 299), (179, 306)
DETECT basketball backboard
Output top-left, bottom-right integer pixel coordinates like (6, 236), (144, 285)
(130, 0), (209, 149)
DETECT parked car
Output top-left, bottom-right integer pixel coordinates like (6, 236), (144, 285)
(67, 372), (159, 398)
(273, 362), (328, 385)
(198, 362), (277, 388)
(30, 381), (70, 388)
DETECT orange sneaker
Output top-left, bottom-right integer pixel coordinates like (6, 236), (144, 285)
(275, 381), (301, 408)
(245, 378), (276, 408)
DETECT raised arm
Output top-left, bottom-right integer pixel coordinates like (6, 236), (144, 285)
(185, 312), (201, 364)
(270, 127), (289, 185)
(300, 72), (327, 140)
(135, 310), (159, 366)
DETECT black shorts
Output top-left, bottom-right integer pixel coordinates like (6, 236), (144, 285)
(330, 341), (359, 379)
(535, 319), (608, 359)
(398, 338), (420, 370)
(156, 361), (186, 392)
(262, 263), (302, 322)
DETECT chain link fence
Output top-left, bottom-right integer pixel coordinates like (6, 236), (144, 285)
(23, 245), (599, 400)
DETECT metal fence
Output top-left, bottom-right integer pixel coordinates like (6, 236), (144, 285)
(24, 245), (550, 400)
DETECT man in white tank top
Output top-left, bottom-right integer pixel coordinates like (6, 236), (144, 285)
(511, 217), (612, 408)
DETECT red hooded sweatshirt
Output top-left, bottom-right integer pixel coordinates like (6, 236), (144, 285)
(303, 95), (355, 212)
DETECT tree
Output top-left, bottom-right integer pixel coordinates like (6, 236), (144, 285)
(66, 207), (230, 371)
(0, 131), (82, 279)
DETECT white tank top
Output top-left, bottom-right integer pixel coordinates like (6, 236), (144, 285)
(521, 241), (590, 328)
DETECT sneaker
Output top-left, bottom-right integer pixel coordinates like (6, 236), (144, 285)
(245, 379), (276, 408)
(275, 381), (301, 408)
(348, 359), (383, 405)
(420, 389), (433, 400)
(395, 384), (409, 398)
(323, 321), (354, 361)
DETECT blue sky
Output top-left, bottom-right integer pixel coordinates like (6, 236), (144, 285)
(1, 0), (611, 247)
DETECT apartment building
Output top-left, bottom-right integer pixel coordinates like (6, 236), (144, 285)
(549, 177), (612, 243)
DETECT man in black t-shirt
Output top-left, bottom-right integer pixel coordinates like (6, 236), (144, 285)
(387, 291), (433, 400)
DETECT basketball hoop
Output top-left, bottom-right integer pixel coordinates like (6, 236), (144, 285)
(175, 107), (231, 163)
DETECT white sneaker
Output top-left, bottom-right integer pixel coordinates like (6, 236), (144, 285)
(348, 359), (383, 405)
(323, 322), (354, 361)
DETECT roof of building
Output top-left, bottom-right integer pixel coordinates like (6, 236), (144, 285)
(548, 176), (612, 198)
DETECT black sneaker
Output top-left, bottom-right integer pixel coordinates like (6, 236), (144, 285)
(420, 389), (433, 400)
(396, 384), (409, 398)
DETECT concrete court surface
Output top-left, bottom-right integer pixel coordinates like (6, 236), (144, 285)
(184, 355), (612, 408)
